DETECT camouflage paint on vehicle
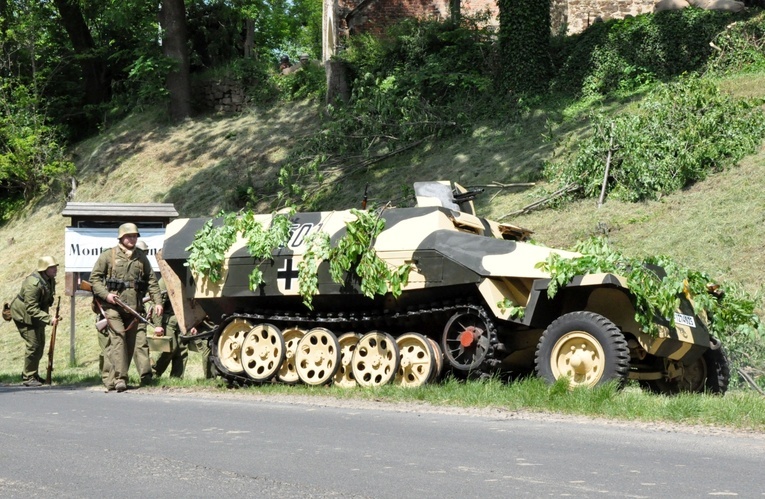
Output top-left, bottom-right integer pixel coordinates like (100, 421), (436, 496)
(159, 181), (729, 393)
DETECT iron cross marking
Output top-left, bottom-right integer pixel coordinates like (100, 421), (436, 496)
(277, 258), (299, 290)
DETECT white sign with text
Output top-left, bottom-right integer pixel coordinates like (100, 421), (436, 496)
(64, 228), (165, 272)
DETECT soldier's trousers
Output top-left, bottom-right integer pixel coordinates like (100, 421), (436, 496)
(103, 308), (137, 388)
(133, 326), (153, 383)
(196, 339), (214, 379)
(15, 320), (45, 380)
(154, 323), (188, 378)
(98, 327), (109, 387)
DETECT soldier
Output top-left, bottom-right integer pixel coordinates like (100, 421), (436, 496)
(90, 223), (163, 392)
(152, 277), (188, 378)
(10, 256), (60, 387)
(132, 240), (155, 385)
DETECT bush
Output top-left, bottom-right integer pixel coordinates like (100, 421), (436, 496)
(0, 82), (75, 222)
(707, 11), (765, 74)
(552, 8), (750, 96)
(545, 76), (765, 202)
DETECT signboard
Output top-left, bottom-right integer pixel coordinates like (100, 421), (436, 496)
(64, 228), (166, 272)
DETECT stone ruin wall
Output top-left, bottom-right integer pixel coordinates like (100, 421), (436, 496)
(552, 0), (657, 35)
(193, 79), (247, 114)
(327, 0), (659, 61)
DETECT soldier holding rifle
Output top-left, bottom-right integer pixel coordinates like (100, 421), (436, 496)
(90, 223), (163, 392)
(10, 256), (60, 387)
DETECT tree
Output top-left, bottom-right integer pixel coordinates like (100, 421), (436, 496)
(160, 0), (191, 120)
(52, 0), (110, 107)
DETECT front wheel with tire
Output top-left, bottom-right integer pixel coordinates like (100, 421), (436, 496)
(535, 311), (630, 388)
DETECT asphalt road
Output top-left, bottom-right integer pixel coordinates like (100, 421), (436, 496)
(1, 384), (763, 498)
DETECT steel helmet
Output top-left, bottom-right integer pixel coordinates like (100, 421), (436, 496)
(118, 223), (141, 238)
(135, 240), (148, 251)
(37, 256), (58, 272)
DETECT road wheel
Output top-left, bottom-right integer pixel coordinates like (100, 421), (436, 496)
(277, 327), (306, 384)
(395, 333), (435, 388)
(295, 327), (340, 386)
(535, 311), (629, 388)
(352, 331), (399, 387)
(241, 323), (285, 382)
(426, 337), (444, 383)
(216, 318), (253, 374)
(334, 333), (361, 388)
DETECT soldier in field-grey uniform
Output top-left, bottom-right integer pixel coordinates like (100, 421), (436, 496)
(90, 223), (163, 392)
(10, 256), (60, 387)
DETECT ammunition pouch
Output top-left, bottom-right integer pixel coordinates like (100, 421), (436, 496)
(106, 277), (147, 293)
(106, 277), (126, 292)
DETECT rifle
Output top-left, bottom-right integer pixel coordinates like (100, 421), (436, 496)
(80, 280), (153, 327)
(46, 297), (61, 385)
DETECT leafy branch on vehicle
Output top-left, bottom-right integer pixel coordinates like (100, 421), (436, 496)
(185, 210), (294, 289)
(535, 237), (762, 342)
(298, 207), (412, 309)
(185, 207), (411, 309)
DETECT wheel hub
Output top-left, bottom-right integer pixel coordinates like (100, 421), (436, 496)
(550, 330), (606, 388)
(568, 344), (596, 375)
(458, 326), (482, 348)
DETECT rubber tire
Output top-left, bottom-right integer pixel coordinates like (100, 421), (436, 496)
(704, 345), (730, 394)
(535, 311), (630, 388)
(645, 344), (731, 395)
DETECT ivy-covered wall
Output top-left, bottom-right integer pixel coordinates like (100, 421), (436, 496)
(498, 0), (552, 94)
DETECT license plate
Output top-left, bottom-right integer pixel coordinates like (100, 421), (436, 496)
(674, 313), (696, 328)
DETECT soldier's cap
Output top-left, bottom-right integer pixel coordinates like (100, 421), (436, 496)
(118, 222), (141, 238)
(135, 240), (148, 251)
(37, 256), (58, 272)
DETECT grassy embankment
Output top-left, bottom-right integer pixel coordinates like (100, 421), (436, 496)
(1, 73), (764, 430)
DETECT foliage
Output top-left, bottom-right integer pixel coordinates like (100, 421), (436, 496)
(277, 18), (500, 206)
(544, 76), (765, 202)
(186, 207), (410, 309)
(185, 212), (241, 283)
(298, 207), (412, 309)
(0, 82), (75, 220)
(185, 210), (293, 289)
(537, 237), (765, 370)
(497, 0), (552, 94)
(551, 8), (749, 97)
(272, 62), (327, 102)
(706, 11), (765, 74)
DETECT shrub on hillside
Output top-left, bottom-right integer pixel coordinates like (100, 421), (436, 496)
(551, 8), (751, 96)
(0, 83), (75, 223)
(706, 11), (765, 74)
(274, 18), (501, 206)
(544, 76), (765, 202)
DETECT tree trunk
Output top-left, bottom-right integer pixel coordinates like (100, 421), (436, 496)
(159, 0), (191, 120)
(244, 18), (255, 58)
(52, 0), (110, 106)
(450, 0), (461, 24)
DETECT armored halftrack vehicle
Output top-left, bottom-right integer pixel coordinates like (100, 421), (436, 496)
(159, 181), (729, 393)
